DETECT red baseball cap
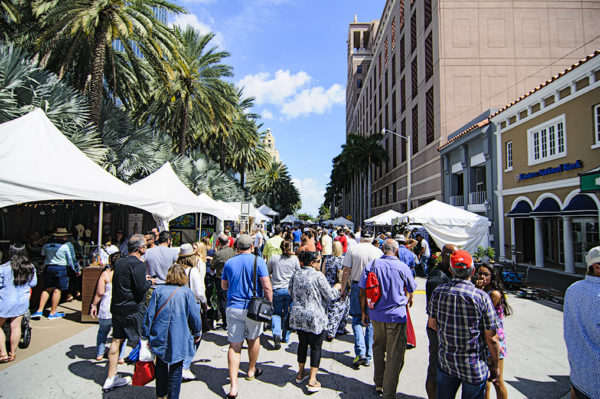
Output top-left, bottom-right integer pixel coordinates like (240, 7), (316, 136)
(450, 250), (473, 269)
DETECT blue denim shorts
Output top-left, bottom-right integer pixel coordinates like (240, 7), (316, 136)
(44, 265), (69, 290)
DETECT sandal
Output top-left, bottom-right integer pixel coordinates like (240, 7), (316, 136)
(0, 354), (9, 363)
(306, 380), (321, 393)
(245, 366), (263, 381)
(295, 370), (309, 384)
(7, 353), (15, 362)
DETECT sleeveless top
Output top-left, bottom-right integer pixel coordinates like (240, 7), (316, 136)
(98, 279), (113, 320)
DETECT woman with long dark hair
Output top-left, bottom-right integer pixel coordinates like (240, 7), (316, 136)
(267, 239), (300, 349)
(475, 262), (512, 399)
(0, 244), (37, 362)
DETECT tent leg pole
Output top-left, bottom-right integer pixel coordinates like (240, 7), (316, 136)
(97, 202), (104, 251)
(198, 213), (203, 242)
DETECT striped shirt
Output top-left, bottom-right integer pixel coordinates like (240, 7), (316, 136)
(428, 278), (499, 384)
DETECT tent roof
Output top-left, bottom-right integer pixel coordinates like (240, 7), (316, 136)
(0, 109), (172, 218)
(403, 200), (488, 227)
(281, 215), (299, 223)
(331, 217), (354, 228)
(215, 200), (240, 220)
(131, 163), (222, 220)
(257, 204), (279, 216)
(364, 209), (404, 225)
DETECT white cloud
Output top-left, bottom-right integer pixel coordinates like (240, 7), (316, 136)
(281, 84), (345, 118)
(292, 178), (326, 216)
(261, 109), (274, 120)
(171, 14), (224, 47)
(237, 70), (311, 106)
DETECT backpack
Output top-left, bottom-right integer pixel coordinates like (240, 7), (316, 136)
(364, 261), (381, 310)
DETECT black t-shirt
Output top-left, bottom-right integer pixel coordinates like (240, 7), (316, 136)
(425, 266), (451, 308)
(111, 255), (150, 316)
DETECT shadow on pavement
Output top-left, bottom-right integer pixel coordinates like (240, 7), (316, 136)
(284, 341), (355, 370)
(201, 331), (230, 347)
(507, 374), (571, 399)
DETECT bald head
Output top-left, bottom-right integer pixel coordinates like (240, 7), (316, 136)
(441, 244), (459, 268)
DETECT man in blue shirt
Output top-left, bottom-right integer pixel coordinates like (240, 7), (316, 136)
(222, 234), (273, 399)
(395, 234), (416, 277)
(359, 239), (416, 398)
(563, 246), (600, 399)
(32, 228), (77, 320)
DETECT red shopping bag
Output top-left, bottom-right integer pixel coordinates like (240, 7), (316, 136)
(132, 361), (155, 386)
(406, 305), (416, 349)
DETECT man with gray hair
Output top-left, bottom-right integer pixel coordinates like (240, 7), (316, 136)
(427, 250), (500, 399)
(103, 234), (154, 392)
(340, 230), (383, 368)
(358, 239), (416, 398)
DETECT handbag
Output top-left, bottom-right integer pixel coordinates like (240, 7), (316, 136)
(406, 305), (416, 349)
(247, 255), (273, 322)
(132, 360), (155, 386)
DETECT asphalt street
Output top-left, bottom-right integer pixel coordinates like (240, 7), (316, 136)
(0, 277), (572, 399)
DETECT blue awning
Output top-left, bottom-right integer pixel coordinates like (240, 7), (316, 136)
(507, 201), (532, 218)
(530, 198), (561, 216)
(562, 195), (598, 216)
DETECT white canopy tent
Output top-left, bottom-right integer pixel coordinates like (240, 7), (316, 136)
(330, 217), (355, 229)
(0, 109), (173, 243)
(257, 204), (279, 217)
(281, 215), (300, 224)
(364, 209), (404, 225)
(131, 163), (223, 221)
(402, 200), (490, 253)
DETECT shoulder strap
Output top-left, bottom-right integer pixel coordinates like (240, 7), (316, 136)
(252, 255), (258, 298)
(154, 286), (180, 320)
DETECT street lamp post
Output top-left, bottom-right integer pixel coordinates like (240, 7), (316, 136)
(381, 128), (411, 212)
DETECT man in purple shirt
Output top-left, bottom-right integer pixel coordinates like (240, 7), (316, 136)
(358, 239), (416, 398)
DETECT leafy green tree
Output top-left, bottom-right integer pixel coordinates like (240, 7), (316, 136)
(247, 161), (301, 217)
(32, 0), (184, 126)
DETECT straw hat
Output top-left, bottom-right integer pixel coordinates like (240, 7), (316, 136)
(53, 227), (71, 237)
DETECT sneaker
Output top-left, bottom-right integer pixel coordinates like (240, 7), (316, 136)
(48, 312), (65, 320)
(181, 369), (196, 381)
(352, 356), (363, 368)
(102, 375), (131, 392)
(31, 311), (43, 319)
(363, 359), (371, 367)
(375, 386), (384, 396)
(273, 335), (281, 350)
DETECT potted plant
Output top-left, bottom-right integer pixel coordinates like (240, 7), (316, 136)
(474, 246), (496, 263)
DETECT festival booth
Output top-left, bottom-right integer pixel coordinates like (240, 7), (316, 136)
(281, 214), (300, 226)
(330, 217), (355, 230)
(0, 109), (173, 320)
(402, 200), (490, 253)
(130, 163), (225, 245)
(257, 204), (279, 228)
(365, 209), (404, 233)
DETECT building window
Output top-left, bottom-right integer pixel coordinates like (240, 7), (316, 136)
(392, 90), (397, 123)
(393, 133), (397, 168)
(357, 79), (362, 88)
(424, 0), (432, 28)
(391, 54), (396, 87)
(506, 141), (513, 170)
(401, 118), (407, 162)
(385, 68), (389, 99)
(386, 186), (390, 204)
(527, 114), (566, 165)
(357, 65), (363, 74)
(400, 77), (406, 112)
(426, 88), (434, 144)
(385, 138), (389, 173)
(385, 36), (389, 65)
(393, 182), (397, 202)
(400, 35), (405, 72)
(425, 33), (433, 81)
(391, 17), (396, 50)
(411, 58), (418, 99)
(411, 12), (417, 53)
(412, 105), (419, 154)
(595, 104), (600, 146)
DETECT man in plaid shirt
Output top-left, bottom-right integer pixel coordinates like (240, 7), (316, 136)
(427, 250), (500, 399)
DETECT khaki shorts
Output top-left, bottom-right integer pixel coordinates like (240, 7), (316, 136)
(226, 307), (264, 343)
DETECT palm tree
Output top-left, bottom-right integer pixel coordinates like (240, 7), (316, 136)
(32, 0), (184, 126)
(247, 161), (301, 216)
(134, 27), (235, 155)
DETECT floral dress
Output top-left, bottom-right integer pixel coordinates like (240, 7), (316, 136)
(495, 302), (507, 358)
(288, 267), (339, 335)
(324, 256), (350, 337)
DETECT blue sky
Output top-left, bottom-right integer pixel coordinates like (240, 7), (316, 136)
(171, 0), (384, 216)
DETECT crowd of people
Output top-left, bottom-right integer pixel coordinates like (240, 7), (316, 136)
(0, 222), (598, 399)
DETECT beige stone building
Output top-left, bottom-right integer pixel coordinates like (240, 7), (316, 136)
(344, 0), (600, 225)
(491, 51), (600, 271)
(263, 128), (280, 163)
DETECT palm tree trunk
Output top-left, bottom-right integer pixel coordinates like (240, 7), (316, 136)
(219, 141), (226, 172)
(88, 14), (110, 127)
(179, 106), (189, 155)
(239, 165), (245, 188)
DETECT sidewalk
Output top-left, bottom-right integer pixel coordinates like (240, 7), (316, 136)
(0, 277), (572, 398)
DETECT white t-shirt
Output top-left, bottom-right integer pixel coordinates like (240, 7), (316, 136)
(321, 234), (333, 255)
(342, 242), (383, 282)
(421, 238), (431, 257)
(253, 232), (263, 248)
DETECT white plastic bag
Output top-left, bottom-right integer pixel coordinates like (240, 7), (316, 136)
(139, 338), (155, 362)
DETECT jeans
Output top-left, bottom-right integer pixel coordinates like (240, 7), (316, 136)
(215, 284), (228, 327)
(271, 288), (292, 342)
(297, 330), (324, 368)
(155, 358), (183, 399)
(421, 256), (430, 276)
(373, 321), (407, 399)
(436, 366), (486, 399)
(350, 283), (373, 360)
(96, 318), (128, 358)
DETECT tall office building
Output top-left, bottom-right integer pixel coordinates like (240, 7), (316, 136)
(345, 0), (600, 225)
